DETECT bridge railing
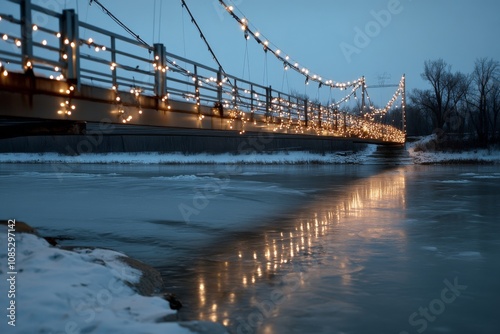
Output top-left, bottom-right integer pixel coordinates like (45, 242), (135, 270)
(0, 0), (405, 144)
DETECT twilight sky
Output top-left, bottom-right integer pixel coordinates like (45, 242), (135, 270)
(4, 0), (500, 105)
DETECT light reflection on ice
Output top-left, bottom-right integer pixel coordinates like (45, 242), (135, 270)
(185, 169), (408, 331)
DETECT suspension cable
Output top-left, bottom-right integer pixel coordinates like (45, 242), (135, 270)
(89, 0), (151, 48)
(180, 0), (231, 84)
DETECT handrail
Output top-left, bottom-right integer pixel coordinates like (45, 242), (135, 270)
(0, 0), (406, 144)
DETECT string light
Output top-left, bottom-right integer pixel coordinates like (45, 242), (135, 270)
(219, 0), (362, 89)
(57, 85), (76, 116)
(0, 0), (405, 144)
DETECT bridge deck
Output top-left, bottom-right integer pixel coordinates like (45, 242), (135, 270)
(0, 71), (404, 145)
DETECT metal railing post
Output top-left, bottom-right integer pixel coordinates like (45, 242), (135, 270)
(194, 64), (200, 112)
(334, 110), (338, 132)
(266, 86), (271, 121)
(111, 36), (117, 88)
(277, 92), (281, 120)
(217, 67), (223, 104)
(20, 0), (33, 70)
(288, 96), (291, 122)
(250, 83), (254, 121)
(60, 9), (80, 87)
(318, 104), (322, 128)
(233, 78), (239, 111)
(343, 112), (347, 135)
(304, 99), (308, 127)
(153, 43), (167, 97)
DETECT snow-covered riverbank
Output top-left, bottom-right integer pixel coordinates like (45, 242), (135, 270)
(407, 135), (500, 164)
(0, 147), (375, 165)
(0, 225), (227, 334)
(1, 135), (499, 165)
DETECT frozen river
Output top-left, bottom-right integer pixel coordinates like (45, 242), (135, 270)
(1, 163), (499, 333)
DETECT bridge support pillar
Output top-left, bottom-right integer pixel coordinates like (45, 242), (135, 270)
(60, 9), (80, 87)
(154, 43), (167, 98)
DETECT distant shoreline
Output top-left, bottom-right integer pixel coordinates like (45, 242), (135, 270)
(407, 135), (500, 165)
(1, 140), (499, 165)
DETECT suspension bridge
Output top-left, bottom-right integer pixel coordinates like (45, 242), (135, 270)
(0, 0), (407, 152)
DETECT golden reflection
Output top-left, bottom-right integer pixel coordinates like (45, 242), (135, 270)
(190, 168), (408, 331)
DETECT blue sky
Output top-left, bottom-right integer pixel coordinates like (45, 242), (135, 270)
(83, 0), (500, 98)
(3, 0), (500, 105)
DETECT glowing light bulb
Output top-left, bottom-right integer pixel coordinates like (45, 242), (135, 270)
(32, 25), (38, 31)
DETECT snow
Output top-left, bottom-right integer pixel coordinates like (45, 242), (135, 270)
(0, 135), (499, 165)
(0, 147), (376, 165)
(407, 134), (500, 164)
(0, 230), (212, 334)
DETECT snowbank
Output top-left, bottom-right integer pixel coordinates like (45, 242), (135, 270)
(407, 135), (500, 164)
(0, 148), (375, 165)
(0, 229), (226, 333)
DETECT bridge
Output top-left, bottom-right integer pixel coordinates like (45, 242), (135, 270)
(0, 0), (406, 150)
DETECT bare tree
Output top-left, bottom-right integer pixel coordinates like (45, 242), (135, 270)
(465, 58), (500, 146)
(490, 82), (500, 142)
(411, 59), (467, 132)
(405, 104), (433, 136)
